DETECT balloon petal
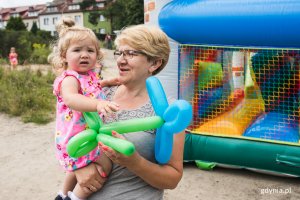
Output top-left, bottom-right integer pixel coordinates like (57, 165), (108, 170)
(163, 100), (193, 133)
(83, 112), (103, 130)
(97, 134), (136, 156)
(67, 129), (98, 158)
(155, 127), (173, 164)
(146, 77), (169, 117)
(100, 116), (164, 135)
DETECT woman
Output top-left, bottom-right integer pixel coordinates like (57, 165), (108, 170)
(74, 24), (185, 200)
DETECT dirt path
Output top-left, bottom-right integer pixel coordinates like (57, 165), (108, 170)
(1, 113), (300, 200)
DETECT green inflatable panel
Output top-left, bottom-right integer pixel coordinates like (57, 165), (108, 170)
(184, 133), (300, 176)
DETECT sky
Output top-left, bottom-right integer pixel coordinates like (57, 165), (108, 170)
(0, 0), (51, 8)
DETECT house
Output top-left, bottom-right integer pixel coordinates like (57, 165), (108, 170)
(0, 0), (112, 36)
(0, 7), (10, 29)
(39, 1), (70, 36)
(0, 5), (46, 30)
(39, 0), (111, 36)
(23, 5), (46, 31)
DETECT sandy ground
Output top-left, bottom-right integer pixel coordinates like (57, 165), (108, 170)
(1, 49), (300, 200)
(1, 113), (300, 200)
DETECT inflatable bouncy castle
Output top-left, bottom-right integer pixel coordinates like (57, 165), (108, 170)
(145, 0), (300, 177)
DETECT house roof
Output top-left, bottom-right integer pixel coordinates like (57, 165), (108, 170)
(0, 4), (46, 21)
(0, 0), (108, 20)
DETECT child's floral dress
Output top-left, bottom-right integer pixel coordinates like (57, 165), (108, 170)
(53, 70), (105, 171)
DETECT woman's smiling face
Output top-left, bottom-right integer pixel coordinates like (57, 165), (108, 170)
(116, 44), (152, 85)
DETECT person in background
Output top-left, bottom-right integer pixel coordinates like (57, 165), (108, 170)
(9, 47), (18, 70)
(104, 34), (112, 50)
(74, 24), (186, 200)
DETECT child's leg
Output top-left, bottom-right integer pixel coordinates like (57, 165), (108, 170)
(62, 172), (77, 196)
(55, 172), (76, 199)
(71, 183), (93, 200)
(94, 153), (112, 177)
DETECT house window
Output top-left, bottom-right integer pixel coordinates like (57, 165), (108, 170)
(99, 28), (105, 34)
(99, 15), (105, 22)
(75, 15), (81, 23)
(97, 3), (105, 8)
(28, 12), (38, 17)
(11, 13), (19, 18)
(44, 18), (49, 25)
(53, 17), (58, 25)
(69, 5), (80, 10)
(47, 7), (58, 12)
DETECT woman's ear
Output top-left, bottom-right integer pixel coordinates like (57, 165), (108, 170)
(149, 59), (162, 74)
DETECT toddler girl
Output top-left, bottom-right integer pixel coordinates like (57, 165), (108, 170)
(9, 47), (18, 70)
(48, 17), (118, 200)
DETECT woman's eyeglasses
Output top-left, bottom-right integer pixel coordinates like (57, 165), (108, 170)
(113, 50), (145, 60)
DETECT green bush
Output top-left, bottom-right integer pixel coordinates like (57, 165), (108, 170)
(0, 67), (56, 124)
(0, 30), (33, 64)
(0, 58), (8, 65)
(29, 43), (52, 64)
(0, 30), (53, 64)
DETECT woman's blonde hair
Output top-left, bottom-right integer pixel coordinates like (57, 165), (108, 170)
(115, 24), (170, 75)
(48, 17), (103, 74)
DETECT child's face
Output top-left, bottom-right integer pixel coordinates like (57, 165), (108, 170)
(10, 48), (15, 53)
(64, 38), (97, 74)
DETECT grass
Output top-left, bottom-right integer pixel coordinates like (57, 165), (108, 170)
(0, 66), (56, 124)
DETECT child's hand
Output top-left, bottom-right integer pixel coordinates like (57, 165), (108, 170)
(97, 100), (119, 116)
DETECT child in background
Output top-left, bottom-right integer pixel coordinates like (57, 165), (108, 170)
(9, 47), (18, 70)
(48, 17), (119, 200)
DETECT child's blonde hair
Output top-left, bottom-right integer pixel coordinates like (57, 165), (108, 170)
(48, 17), (103, 74)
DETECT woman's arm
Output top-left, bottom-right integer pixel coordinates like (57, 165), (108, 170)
(102, 130), (185, 189)
(61, 76), (119, 113)
(100, 77), (120, 87)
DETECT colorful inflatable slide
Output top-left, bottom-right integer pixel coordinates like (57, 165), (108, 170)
(155, 0), (300, 176)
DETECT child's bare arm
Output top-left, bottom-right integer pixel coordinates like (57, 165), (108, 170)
(61, 76), (119, 114)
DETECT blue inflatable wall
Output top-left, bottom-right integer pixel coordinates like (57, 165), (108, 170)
(158, 0), (300, 48)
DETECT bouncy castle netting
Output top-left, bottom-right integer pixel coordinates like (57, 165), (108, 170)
(179, 45), (299, 143)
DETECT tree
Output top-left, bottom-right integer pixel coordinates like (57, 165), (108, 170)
(80, 0), (97, 10)
(30, 21), (38, 35)
(80, 0), (144, 32)
(80, 0), (102, 26)
(125, 0), (144, 25)
(88, 12), (100, 26)
(6, 17), (27, 31)
(102, 0), (144, 31)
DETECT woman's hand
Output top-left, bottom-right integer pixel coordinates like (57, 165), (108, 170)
(74, 163), (107, 193)
(100, 130), (185, 190)
(99, 131), (142, 169)
(100, 77), (120, 87)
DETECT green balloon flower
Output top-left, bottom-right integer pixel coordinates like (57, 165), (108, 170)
(67, 112), (164, 158)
